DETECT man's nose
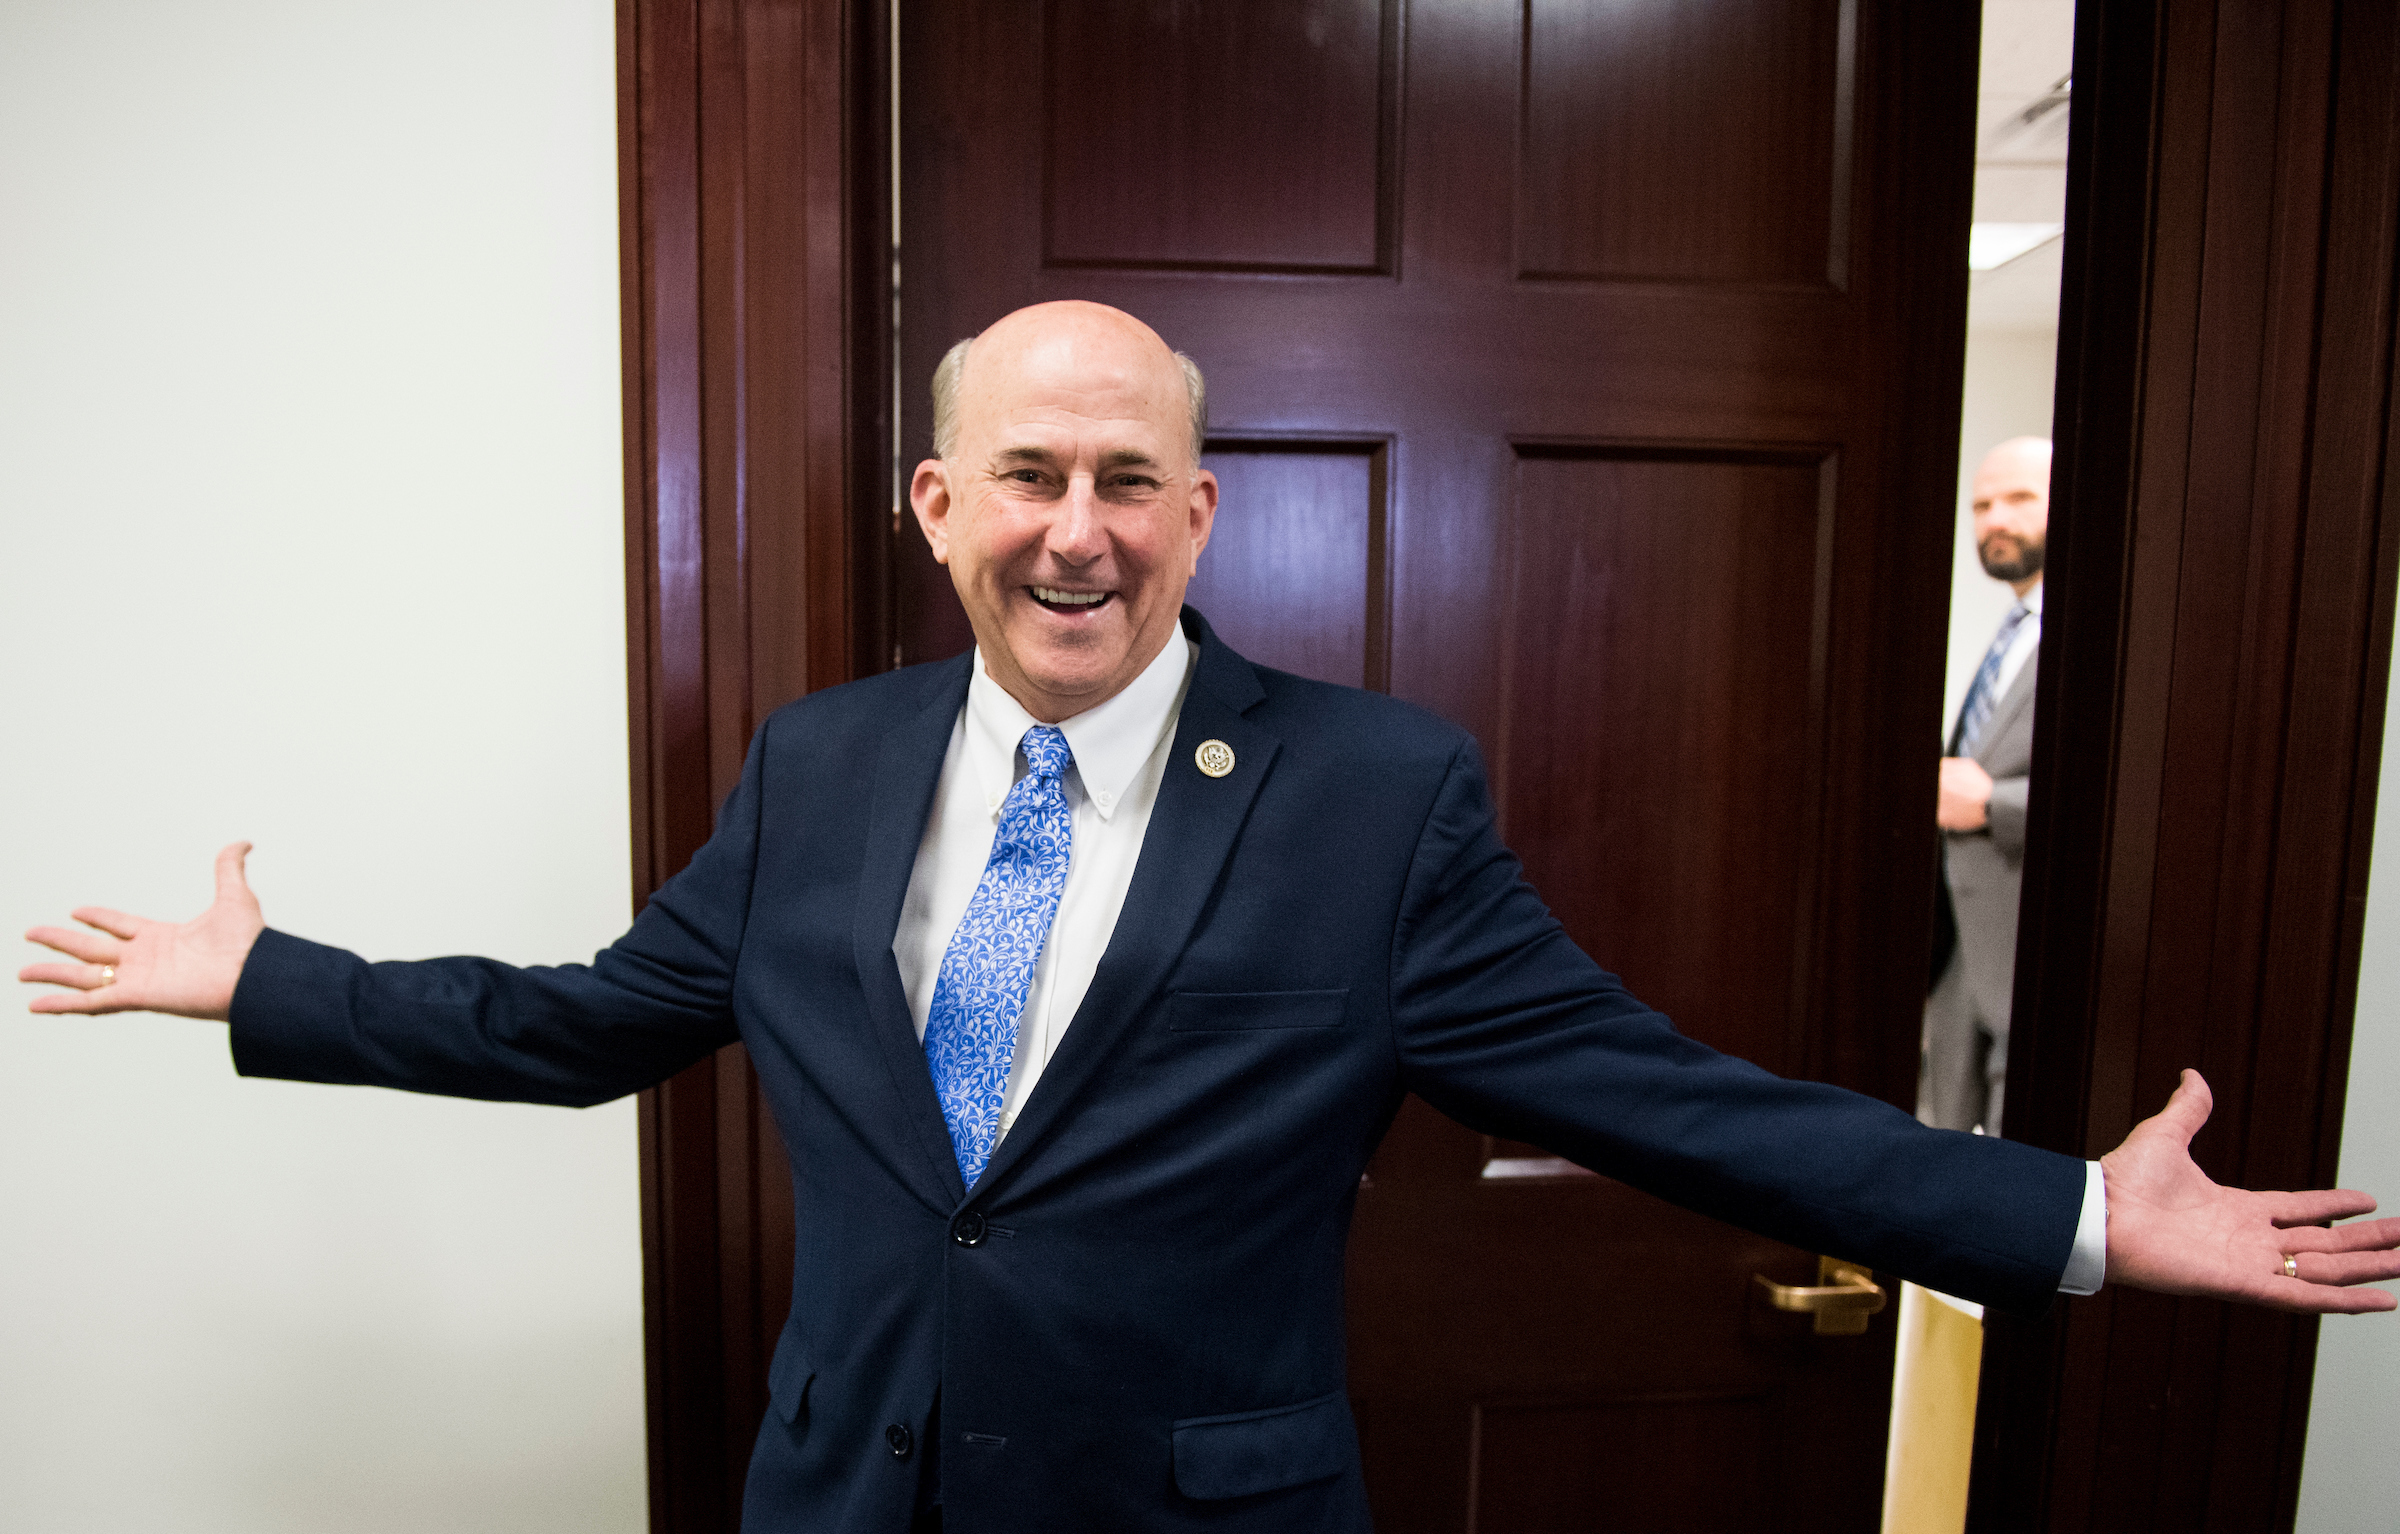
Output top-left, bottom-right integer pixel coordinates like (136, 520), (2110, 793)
(1047, 478), (1108, 563)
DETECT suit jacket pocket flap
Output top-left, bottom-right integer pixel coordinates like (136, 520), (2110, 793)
(1166, 989), (1348, 1032)
(1172, 1389), (1355, 1500)
(767, 1328), (815, 1425)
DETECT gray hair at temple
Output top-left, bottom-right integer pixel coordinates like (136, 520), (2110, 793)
(929, 333), (1209, 465)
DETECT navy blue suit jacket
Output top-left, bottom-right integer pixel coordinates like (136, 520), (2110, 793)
(231, 609), (2084, 1533)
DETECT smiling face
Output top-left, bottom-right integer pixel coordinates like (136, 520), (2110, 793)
(1970, 436), (2052, 594)
(909, 302), (1218, 722)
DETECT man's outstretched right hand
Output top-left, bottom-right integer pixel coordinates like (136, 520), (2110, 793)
(19, 842), (265, 1021)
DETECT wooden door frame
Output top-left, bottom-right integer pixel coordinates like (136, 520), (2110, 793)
(612, 2), (2400, 1529)
(616, 0), (891, 1526)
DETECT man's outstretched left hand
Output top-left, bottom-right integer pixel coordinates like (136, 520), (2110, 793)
(2103, 1069), (2400, 1313)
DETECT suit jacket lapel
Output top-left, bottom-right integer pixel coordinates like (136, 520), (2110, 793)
(972, 616), (1278, 1198)
(854, 655), (975, 1207)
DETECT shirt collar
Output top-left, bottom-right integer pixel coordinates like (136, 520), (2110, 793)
(963, 632), (1196, 822)
(2022, 578), (2044, 616)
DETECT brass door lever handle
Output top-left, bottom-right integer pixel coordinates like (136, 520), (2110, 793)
(1754, 1255), (1887, 1335)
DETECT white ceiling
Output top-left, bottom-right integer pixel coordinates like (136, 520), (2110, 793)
(1968, 0), (2075, 332)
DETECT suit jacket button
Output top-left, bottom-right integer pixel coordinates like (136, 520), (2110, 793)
(886, 1423), (913, 1459)
(951, 1211), (986, 1247)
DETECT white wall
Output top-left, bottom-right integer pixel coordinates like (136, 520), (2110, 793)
(1944, 328), (2058, 733)
(0, 4), (645, 1531)
(2295, 648), (2400, 1529)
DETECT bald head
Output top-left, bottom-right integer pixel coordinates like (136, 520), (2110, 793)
(933, 301), (1208, 465)
(906, 301), (1221, 722)
(1978, 436), (2052, 485)
(1970, 436), (2052, 593)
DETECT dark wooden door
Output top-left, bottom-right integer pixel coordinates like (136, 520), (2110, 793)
(897, 2), (1978, 1527)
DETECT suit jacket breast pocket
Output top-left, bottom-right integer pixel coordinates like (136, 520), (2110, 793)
(1165, 989), (1349, 1032)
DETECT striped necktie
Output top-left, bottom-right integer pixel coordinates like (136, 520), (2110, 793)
(1952, 602), (2033, 756)
(922, 724), (1075, 1187)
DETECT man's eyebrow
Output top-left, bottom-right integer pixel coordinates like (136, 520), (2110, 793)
(986, 446), (1166, 472)
(990, 445), (1061, 466)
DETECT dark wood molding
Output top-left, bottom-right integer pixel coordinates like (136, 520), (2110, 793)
(617, 0), (889, 1528)
(1974, 1), (2400, 1529)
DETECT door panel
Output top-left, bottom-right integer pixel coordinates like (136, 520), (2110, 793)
(1499, 449), (1829, 1063)
(900, 1), (1973, 1526)
(1519, 0), (1844, 285)
(1041, 0), (1397, 273)
(1187, 442), (1388, 690)
(1473, 1391), (1770, 1531)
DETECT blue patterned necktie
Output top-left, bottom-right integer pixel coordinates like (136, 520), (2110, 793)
(1952, 602), (2033, 756)
(923, 725), (1075, 1187)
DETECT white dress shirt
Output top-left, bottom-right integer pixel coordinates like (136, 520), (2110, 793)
(891, 627), (2107, 1291)
(892, 632), (1196, 1142)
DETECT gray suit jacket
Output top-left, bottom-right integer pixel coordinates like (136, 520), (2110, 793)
(1943, 649), (2037, 1034)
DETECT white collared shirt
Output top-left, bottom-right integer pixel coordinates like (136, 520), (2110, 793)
(892, 633), (1197, 1140)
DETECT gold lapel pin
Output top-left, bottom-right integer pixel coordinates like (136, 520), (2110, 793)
(1194, 739), (1236, 778)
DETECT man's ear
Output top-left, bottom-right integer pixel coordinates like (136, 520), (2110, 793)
(1185, 467), (1219, 575)
(908, 459), (954, 565)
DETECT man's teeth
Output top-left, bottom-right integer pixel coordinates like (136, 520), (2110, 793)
(1034, 587), (1108, 607)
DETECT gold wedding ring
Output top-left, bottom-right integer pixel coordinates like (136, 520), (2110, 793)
(95, 964), (116, 987)
(2283, 1253), (2300, 1280)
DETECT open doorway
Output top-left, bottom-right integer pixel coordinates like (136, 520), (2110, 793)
(1884, 3), (2073, 1528)
(1949, 5), (2072, 739)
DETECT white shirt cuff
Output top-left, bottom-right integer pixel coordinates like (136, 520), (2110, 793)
(2059, 1159), (2107, 1295)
